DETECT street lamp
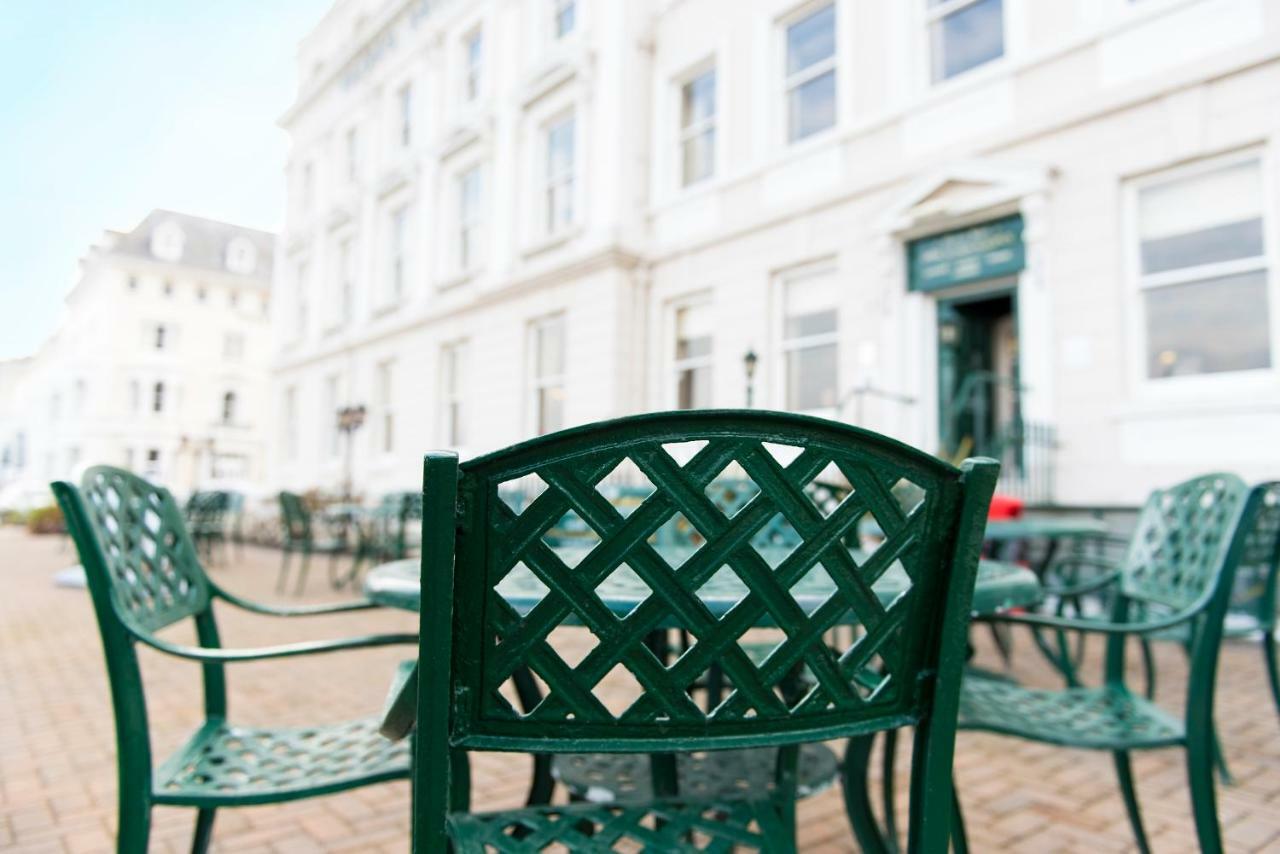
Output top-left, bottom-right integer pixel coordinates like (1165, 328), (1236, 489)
(336, 404), (367, 501)
(743, 348), (759, 408)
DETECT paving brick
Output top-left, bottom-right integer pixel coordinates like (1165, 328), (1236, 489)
(5, 528), (1280, 850)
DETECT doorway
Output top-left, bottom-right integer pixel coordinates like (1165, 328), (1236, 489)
(936, 289), (1019, 461)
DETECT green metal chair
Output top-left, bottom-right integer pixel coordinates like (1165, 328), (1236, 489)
(52, 466), (416, 854)
(342, 491), (424, 588)
(185, 490), (232, 565)
(951, 473), (1265, 853)
(277, 490), (347, 595)
(391, 410), (999, 852)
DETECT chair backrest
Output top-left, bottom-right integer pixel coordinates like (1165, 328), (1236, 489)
(1233, 482), (1280, 623)
(415, 412), (997, 845)
(1119, 473), (1251, 613)
(278, 491), (312, 542)
(51, 466), (226, 792)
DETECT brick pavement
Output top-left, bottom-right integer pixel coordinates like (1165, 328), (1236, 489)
(3, 526), (1280, 852)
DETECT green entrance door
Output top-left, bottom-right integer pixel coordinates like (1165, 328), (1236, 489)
(937, 291), (1020, 461)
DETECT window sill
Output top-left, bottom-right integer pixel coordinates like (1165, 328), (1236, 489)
(371, 300), (405, 320)
(436, 269), (480, 292)
(522, 226), (582, 260)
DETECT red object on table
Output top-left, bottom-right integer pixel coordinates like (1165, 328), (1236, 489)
(987, 494), (1024, 520)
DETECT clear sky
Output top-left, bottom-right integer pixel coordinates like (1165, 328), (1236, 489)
(0, 1), (332, 360)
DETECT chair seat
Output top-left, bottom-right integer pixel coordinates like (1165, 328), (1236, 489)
(153, 717), (409, 806)
(553, 743), (838, 804)
(446, 796), (793, 852)
(958, 673), (1185, 750)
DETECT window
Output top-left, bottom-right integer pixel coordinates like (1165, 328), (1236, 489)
(163, 280), (174, 297)
(673, 302), (713, 408)
(679, 68), (716, 187)
(336, 238), (355, 324)
(441, 341), (468, 445)
(376, 360), (396, 454)
(458, 166), (484, 270)
(296, 261), (310, 339)
(553, 0), (576, 39)
(303, 161), (315, 209)
(130, 381), (140, 414)
(399, 83), (413, 147)
(545, 114), (576, 235)
(152, 381), (165, 414)
(145, 448), (160, 478)
(389, 207), (410, 301)
(151, 221), (185, 261)
(784, 4), (836, 143)
(283, 386), (298, 460)
(1134, 155), (1271, 379)
(74, 379), (87, 413)
(124, 447), (135, 471)
(127, 276), (138, 291)
(224, 332), (245, 361)
(197, 286), (207, 302)
(346, 126), (359, 182)
(781, 268), (839, 410)
(324, 375), (341, 456)
(463, 29), (483, 103)
(225, 237), (258, 275)
(530, 314), (566, 434)
(221, 391), (237, 425)
(49, 393), (61, 420)
(154, 324), (167, 350)
(927, 0), (1004, 83)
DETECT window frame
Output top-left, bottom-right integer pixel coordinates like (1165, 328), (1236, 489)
(221, 390), (237, 426)
(398, 82), (414, 148)
(376, 359), (396, 456)
(462, 26), (484, 105)
(669, 297), (715, 410)
(543, 112), (577, 237)
(1125, 147), (1278, 394)
(529, 313), (567, 435)
(458, 164), (485, 273)
(387, 205), (411, 305)
(780, 1), (838, 146)
(552, 0), (576, 41)
(924, 0), (1007, 87)
(152, 381), (166, 415)
(677, 64), (718, 188)
(777, 262), (841, 414)
(440, 340), (468, 447)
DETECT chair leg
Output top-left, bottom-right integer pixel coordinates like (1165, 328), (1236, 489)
(950, 787), (969, 854)
(191, 808), (216, 854)
(841, 736), (891, 854)
(880, 727), (900, 854)
(294, 549), (312, 596)
(116, 792), (150, 854)
(1187, 735), (1225, 853)
(1263, 629), (1280, 724)
(276, 548), (291, 594)
(1113, 750), (1152, 854)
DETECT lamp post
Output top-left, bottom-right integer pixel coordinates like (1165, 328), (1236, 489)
(743, 348), (759, 409)
(336, 405), (367, 501)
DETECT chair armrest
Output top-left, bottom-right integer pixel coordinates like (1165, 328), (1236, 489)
(1041, 569), (1122, 599)
(212, 583), (380, 617)
(133, 630), (417, 663)
(983, 607), (1197, 636)
(379, 661), (418, 741)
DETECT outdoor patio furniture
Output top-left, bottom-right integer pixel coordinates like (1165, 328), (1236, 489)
(276, 490), (347, 595)
(950, 473), (1264, 853)
(379, 410), (1000, 851)
(52, 466), (417, 854)
(339, 491), (423, 589)
(185, 490), (234, 564)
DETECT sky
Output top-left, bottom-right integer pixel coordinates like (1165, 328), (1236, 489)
(0, 1), (333, 360)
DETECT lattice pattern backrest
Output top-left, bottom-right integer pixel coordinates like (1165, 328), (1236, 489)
(1232, 482), (1280, 617)
(80, 466), (212, 635)
(449, 413), (976, 750)
(278, 492), (311, 541)
(1120, 473), (1249, 612)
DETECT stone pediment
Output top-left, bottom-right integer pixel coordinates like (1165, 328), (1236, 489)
(880, 160), (1054, 234)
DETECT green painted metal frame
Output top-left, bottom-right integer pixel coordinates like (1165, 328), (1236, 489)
(954, 474), (1265, 854)
(52, 466), (417, 854)
(403, 410), (999, 852)
(276, 490), (348, 595)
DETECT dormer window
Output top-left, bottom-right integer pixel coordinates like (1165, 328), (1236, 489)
(150, 220), (186, 261)
(225, 236), (259, 275)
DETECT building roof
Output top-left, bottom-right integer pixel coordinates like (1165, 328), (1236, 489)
(106, 209), (276, 283)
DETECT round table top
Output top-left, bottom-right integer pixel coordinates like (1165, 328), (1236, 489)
(363, 547), (1041, 621)
(982, 517), (1110, 541)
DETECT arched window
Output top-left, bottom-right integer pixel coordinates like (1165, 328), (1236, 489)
(222, 391), (237, 425)
(152, 382), (165, 414)
(150, 221), (185, 262)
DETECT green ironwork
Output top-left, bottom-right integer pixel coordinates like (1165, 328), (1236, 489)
(185, 490), (236, 564)
(51, 466), (416, 854)
(277, 490), (347, 595)
(955, 473), (1262, 854)
(392, 410), (999, 852)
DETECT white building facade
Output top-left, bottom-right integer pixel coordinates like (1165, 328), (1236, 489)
(1, 211), (275, 502)
(276, 0), (1280, 506)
